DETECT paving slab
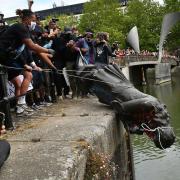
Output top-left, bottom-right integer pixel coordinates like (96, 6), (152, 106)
(0, 97), (125, 180)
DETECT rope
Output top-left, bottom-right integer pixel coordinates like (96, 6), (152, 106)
(1, 65), (94, 73)
(56, 71), (116, 85)
(141, 123), (174, 150)
(0, 64), (117, 86)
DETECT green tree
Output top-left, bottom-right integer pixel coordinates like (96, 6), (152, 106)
(44, 14), (79, 30)
(163, 0), (180, 51)
(124, 0), (163, 51)
(79, 0), (125, 46)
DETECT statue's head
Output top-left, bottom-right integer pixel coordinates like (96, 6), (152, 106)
(112, 98), (175, 149)
(78, 64), (175, 149)
(143, 101), (175, 149)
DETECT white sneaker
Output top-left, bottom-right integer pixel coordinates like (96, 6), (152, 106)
(16, 105), (24, 114)
(58, 96), (63, 100)
(31, 103), (42, 111)
(16, 105), (34, 117)
(16, 110), (34, 117)
(39, 101), (52, 107)
(19, 104), (34, 112)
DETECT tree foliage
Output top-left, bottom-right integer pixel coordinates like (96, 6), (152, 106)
(79, 0), (125, 46)
(43, 14), (79, 30)
(78, 0), (180, 51)
(163, 0), (180, 51)
(124, 0), (163, 51)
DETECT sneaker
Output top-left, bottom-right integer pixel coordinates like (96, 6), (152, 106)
(31, 103), (43, 111)
(19, 104), (34, 112)
(44, 102), (52, 107)
(58, 96), (63, 101)
(39, 101), (52, 107)
(16, 110), (34, 117)
(64, 94), (72, 99)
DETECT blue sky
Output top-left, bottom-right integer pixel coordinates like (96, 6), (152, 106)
(1, 0), (163, 18)
(0, 0), (88, 17)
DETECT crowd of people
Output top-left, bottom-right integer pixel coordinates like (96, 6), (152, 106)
(112, 46), (179, 60)
(0, 9), (118, 119)
(0, 8), (179, 120)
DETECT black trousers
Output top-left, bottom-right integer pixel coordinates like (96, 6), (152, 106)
(54, 61), (69, 96)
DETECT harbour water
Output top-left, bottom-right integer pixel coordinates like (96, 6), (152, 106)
(133, 68), (180, 180)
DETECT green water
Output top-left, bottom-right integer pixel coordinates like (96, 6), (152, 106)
(133, 69), (180, 180)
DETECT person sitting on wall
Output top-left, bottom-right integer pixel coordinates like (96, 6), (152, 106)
(0, 9), (55, 116)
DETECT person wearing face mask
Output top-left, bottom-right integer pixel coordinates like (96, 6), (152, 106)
(75, 29), (95, 65)
(0, 9), (55, 116)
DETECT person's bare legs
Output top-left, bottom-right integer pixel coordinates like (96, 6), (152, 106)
(11, 71), (33, 115)
(10, 76), (21, 97)
(20, 70), (32, 95)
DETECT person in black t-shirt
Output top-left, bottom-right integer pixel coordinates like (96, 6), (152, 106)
(94, 32), (116, 69)
(0, 9), (55, 116)
(52, 27), (78, 99)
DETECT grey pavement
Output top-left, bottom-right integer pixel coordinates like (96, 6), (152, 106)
(0, 97), (121, 180)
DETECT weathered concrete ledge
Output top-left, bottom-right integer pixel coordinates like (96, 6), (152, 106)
(155, 63), (171, 84)
(0, 98), (129, 180)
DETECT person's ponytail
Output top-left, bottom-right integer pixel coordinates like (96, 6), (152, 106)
(16, 9), (34, 20)
(16, 9), (23, 17)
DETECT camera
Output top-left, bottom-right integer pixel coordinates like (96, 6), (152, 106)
(51, 18), (59, 23)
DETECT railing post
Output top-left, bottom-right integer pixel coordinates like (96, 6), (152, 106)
(50, 71), (57, 103)
(0, 65), (13, 129)
(43, 70), (56, 103)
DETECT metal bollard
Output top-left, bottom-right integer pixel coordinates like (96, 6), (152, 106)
(0, 65), (14, 129)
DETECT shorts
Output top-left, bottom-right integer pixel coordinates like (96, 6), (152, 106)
(5, 60), (23, 81)
(0, 49), (23, 81)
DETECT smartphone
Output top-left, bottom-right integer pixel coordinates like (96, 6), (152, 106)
(50, 29), (54, 34)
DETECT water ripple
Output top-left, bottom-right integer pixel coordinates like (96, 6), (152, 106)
(132, 134), (180, 164)
(134, 75), (180, 180)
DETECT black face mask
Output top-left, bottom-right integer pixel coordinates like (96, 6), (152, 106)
(87, 41), (93, 47)
(63, 33), (73, 42)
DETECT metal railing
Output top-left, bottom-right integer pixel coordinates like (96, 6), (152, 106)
(0, 65), (56, 129)
(113, 55), (178, 67)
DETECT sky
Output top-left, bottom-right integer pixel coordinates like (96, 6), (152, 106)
(0, 0), (88, 18)
(0, 0), (163, 18)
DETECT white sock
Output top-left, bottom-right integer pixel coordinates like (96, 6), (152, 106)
(17, 96), (26, 105)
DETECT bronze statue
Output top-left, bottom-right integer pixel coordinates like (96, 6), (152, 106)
(77, 64), (175, 149)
